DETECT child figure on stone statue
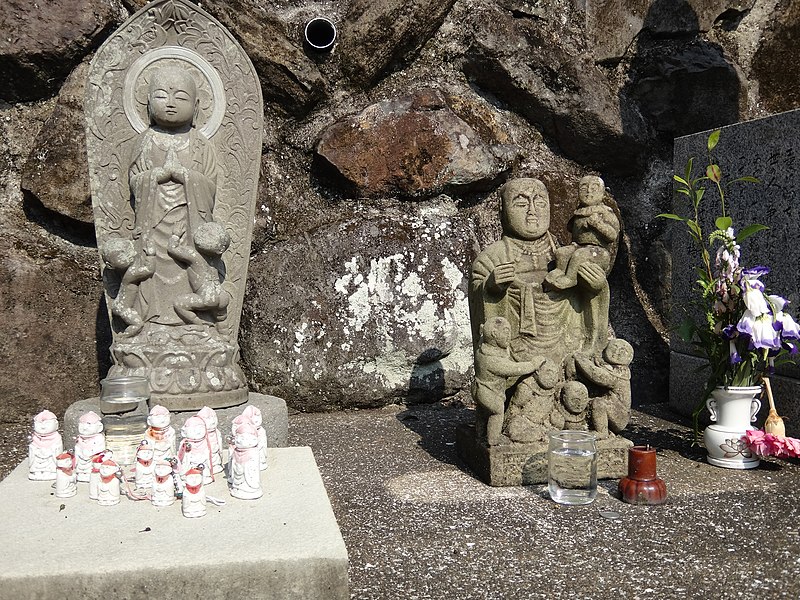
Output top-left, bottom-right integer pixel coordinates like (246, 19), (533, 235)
(504, 358), (559, 443)
(573, 339), (634, 439)
(550, 381), (591, 431)
(167, 221), (231, 327)
(100, 233), (155, 335)
(545, 175), (620, 291)
(472, 316), (541, 446)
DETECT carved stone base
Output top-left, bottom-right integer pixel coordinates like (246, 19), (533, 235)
(456, 423), (632, 486)
(109, 323), (248, 411)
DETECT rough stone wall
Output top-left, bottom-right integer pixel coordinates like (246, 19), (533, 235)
(1, 0), (798, 420)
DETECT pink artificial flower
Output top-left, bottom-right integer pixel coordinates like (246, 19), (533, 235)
(743, 429), (769, 455)
(742, 429), (800, 459)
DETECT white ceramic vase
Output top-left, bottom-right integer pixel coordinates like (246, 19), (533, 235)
(704, 386), (761, 469)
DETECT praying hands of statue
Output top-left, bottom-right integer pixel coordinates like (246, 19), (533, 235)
(487, 262), (515, 293)
(576, 262), (606, 292)
(154, 148), (189, 185)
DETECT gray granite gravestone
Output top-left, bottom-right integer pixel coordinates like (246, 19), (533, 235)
(669, 109), (800, 437)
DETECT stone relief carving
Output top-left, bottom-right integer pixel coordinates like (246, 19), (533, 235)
(85, 0), (263, 410)
(467, 177), (632, 448)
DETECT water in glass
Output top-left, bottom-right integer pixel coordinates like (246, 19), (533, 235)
(548, 430), (597, 505)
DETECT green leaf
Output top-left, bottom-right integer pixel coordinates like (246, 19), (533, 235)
(657, 213), (685, 221)
(732, 176), (760, 184)
(706, 164), (722, 183)
(673, 174), (689, 185)
(707, 129), (721, 151)
(685, 157), (694, 183)
(678, 320), (695, 342)
(736, 223), (769, 242)
(688, 220), (702, 239)
(696, 188), (705, 203)
(676, 188), (691, 196)
(715, 216), (732, 231)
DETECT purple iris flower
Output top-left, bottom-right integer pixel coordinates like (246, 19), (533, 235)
(738, 310), (781, 350)
(729, 340), (742, 364)
(768, 294), (800, 340)
(743, 266), (770, 278)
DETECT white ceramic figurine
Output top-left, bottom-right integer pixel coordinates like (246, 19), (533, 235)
(197, 406), (223, 474)
(241, 405), (268, 471)
(133, 440), (156, 490)
(229, 421), (262, 500)
(28, 410), (63, 481)
(54, 451), (77, 498)
(181, 466), (207, 518)
(151, 460), (176, 507)
(145, 405), (176, 461)
(97, 459), (121, 506)
(178, 416), (213, 484)
(74, 411), (105, 482)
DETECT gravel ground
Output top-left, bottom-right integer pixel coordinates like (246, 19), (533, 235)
(3, 404), (799, 599)
(288, 403), (800, 600)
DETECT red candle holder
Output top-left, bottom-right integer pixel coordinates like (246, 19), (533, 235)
(619, 445), (667, 505)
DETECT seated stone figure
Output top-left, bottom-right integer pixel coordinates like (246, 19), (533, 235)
(462, 175), (633, 485)
(572, 339), (634, 439)
(549, 381), (591, 431)
(545, 175), (620, 291)
(472, 316), (541, 446)
(504, 358), (559, 443)
(167, 221), (231, 326)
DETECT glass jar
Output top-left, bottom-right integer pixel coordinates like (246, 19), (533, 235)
(100, 376), (149, 466)
(547, 430), (598, 505)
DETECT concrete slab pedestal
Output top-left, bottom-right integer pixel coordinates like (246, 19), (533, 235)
(0, 447), (348, 600)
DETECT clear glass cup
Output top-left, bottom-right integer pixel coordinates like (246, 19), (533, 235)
(100, 376), (149, 465)
(548, 430), (598, 505)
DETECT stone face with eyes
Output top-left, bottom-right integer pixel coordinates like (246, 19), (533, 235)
(147, 67), (197, 130)
(501, 178), (551, 241)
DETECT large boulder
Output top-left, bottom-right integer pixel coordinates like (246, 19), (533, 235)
(579, 0), (753, 63)
(241, 203), (476, 411)
(625, 41), (743, 138)
(21, 60), (92, 224)
(463, 4), (645, 175)
(203, 0), (327, 116)
(340, 0), (458, 86)
(751, 0), (800, 114)
(315, 88), (516, 198)
(0, 237), (105, 422)
(0, 0), (123, 102)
